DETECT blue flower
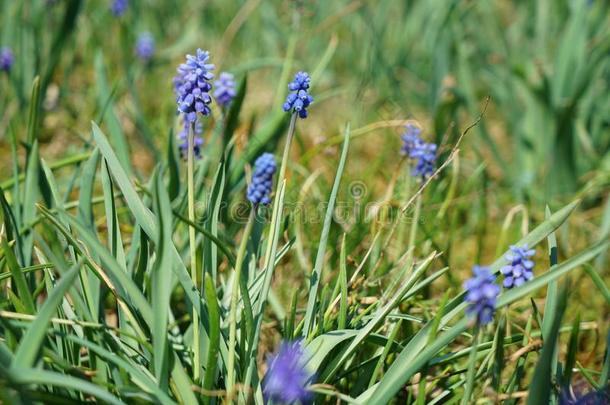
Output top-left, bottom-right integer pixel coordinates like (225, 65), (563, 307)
(177, 119), (204, 160)
(110, 0), (128, 16)
(410, 142), (437, 179)
(501, 244), (535, 289)
(174, 49), (214, 123)
(400, 123), (424, 156)
(263, 340), (313, 404)
(464, 266), (500, 326)
(135, 32), (155, 61)
(0, 47), (14, 72)
(247, 153), (276, 206)
(399, 123), (438, 179)
(213, 72), (236, 108)
(283, 71), (314, 119)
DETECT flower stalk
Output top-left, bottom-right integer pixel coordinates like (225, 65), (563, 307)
(226, 208), (256, 397)
(187, 124), (201, 381)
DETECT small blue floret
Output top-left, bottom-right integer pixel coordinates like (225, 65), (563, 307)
(247, 153), (277, 206)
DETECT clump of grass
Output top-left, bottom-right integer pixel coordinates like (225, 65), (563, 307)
(1, 1), (610, 404)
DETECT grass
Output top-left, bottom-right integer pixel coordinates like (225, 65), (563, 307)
(1, 0), (610, 404)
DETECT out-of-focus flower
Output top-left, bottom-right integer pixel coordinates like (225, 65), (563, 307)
(0, 47), (14, 72)
(110, 0), (128, 16)
(135, 32), (155, 62)
(400, 123), (423, 156)
(464, 266), (500, 326)
(283, 71), (314, 119)
(410, 142), (437, 179)
(263, 340), (313, 404)
(174, 49), (214, 123)
(213, 72), (236, 108)
(399, 123), (438, 179)
(247, 153), (276, 206)
(501, 244), (535, 289)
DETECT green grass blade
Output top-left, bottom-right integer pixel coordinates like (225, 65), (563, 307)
(584, 264), (610, 305)
(167, 131), (181, 201)
(22, 140), (41, 267)
(10, 368), (125, 405)
(367, 239), (607, 404)
(202, 273), (221, 404)
(322, 252), (437, 382)
(11, 260), (81, 368)
(1, 237), (35, 314)
(151, 170), (173, 392)
(91, 122), (215, 334)
(600, 331), (610, 387)
(303, 123), (350, 337)
(542, 206), (559, 340)
(25, 77), (41, 146)
(77, 149), (100, 227)
(563, 314), (580, 386)
(338, 234), (348, 330)
(0, 186), (24, 265)
(527, 288), (567, 405)
(61, 334), (175, 405)
(305, 330), (359, 373)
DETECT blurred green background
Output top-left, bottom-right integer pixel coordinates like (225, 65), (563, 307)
(1, 0), (609, 344)
(2, 0), (610, 199)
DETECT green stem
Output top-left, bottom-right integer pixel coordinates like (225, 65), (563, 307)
(462, 327), (480, 405)
(1, 152), (91, 190)
(406, 193), (422, 266)
(187, 125), (201, 382)
(227, 208), (256, 397)
(243, 113), (297, 396)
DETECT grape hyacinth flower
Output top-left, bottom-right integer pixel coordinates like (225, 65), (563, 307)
(400, 123), (424, 156)
(464, 266), (500, 326)
(263, 340), (313, 404)
(247, 153), (276, 206)
(135, 32), (155, 62)
(410, 142), (437, 179)
(110, 0), (128, 16)
(177, 119), (204, 160)
(283, 71), (314, 119)
(501, 244), (535, 289)
(213, 72), (236, 108)
(174, 49), (214, 123)
(0, 47), (14, 72)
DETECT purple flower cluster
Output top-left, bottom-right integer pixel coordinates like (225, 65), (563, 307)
(0, 47), (14, 72)
(174, 49), (214, 123)
(247, 153), (276, 206)
(411, 142), (438, 178)
(135, 32), (155, 62)
(283, 71), (314, 119)
(213, 72), (236, 108)
(400, 123), (423, 156)
(110, 0), (128, 16)
(501, 244), (535, 289)
(263, 340), (313, 404)
(177, 119), (204, 160)
(464, 266), (500, 326)
(400, 123), (437, 179)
